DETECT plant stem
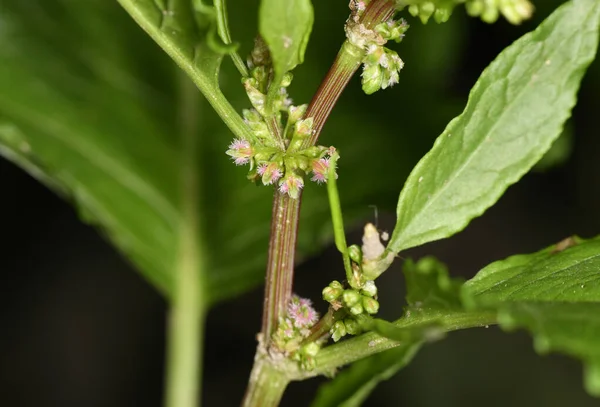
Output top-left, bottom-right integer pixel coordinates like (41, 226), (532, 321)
(242, 352), (292, 407)
(165, 74), (206, 407)
(303, 307), (340, 344)
(214, 0), (249, 77)
(302, 0), (396, 147)
(261, 190), (302, 343)
(297, 310), (497, 379)
(247, 1), (399, 404)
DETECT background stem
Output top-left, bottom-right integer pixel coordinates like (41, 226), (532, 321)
(164, 73), (206, 407)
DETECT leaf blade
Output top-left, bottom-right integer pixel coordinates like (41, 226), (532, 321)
(388, 0), (600, 253)
(259, 0), (314, 77)
(310, 343), (422, 407)
(463, 236), (600, 396)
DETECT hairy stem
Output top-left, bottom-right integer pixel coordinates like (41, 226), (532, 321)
(302, 0), (396, 147)
(242, 352), (292, 407)
(164, 74), (206, 407)
(261, 191), (303, 342)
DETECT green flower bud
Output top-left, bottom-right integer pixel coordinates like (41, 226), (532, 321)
(409, 2), (435, 24)
(481, 6), (499, 23)
(361, 63), (383, 95)
(295, 117), (314, 136)
(250, 66), (268, 88)
(281, 72), (294, 88)
(434, 7), (452, 24)
(362, 297), (380, 315)
(344, 318), (361, 335)
(466, 0), (484, 17)
(500, 0), (534, 25)
(329, 280), (344, 290)
(348, 245), (362, 264)
(243, 78), (266, 115)
(322, 286), (343, 303)
(360, 280), (377, 297)
(342, 289), (361, 307)
(302, 342), (320, 357)
(331, 321), (347, 342)
(288, 104), (307, 124)
(349, 302), (364, 315)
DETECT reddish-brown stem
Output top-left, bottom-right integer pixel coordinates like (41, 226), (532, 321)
(261, 190), (302, 340)
(303, 0), (396, 147)
(249, 1), (399, 404)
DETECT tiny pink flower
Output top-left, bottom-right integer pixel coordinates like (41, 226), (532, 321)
(311, 158), (330, 184)
(226, 139), (253, 165)
(279, 174), (304, 199)
(288, 296), (319, 329)
(258, 163), (283, 185)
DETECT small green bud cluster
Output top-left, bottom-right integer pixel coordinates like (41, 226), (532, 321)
(345, 2), (409, 95)
(321, 223), (395, 342)
(227, 39), (338, 198)
(466, 0), (534, 25)
(407, 2), (455, 24)
(322, 278), (380, 342)
(272, 295), (323, 370)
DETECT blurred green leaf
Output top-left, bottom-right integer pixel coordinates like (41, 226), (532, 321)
(310, 343), (422, 407)
(0, 0), (436, 305)
(404, 256), (463, 311)
(259, 0), (313, 79)
(388, 0), (600, 254)
(463, 236), (600, 396)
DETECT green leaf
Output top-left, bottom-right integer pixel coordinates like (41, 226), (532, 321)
(388, 0), (600, 254)
(310, 343), (422, 407)
(0, 0), (248, 304)
(117, 0), (253, 142)
(259, 0), (314, 78)
(463, 236), (600, 396)
(404, 256), (463, 310)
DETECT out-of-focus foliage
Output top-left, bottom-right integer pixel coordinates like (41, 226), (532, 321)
(0, 0), (465, 304)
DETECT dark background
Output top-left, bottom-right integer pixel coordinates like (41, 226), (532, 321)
(2, 1), (600, 406)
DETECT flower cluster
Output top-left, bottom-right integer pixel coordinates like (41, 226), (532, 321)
(320, 223), (392, 342)
(406, 0), (534, 25)
(465, 0), (534, 25)
(272, 295), (323, 369)
(226, 39), (338, 199)
(345, 1), (409, 95)
(406, 2), (454, 24)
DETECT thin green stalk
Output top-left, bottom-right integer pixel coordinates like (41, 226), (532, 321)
(164, 74), (206, 407)
(326, 152), (354, 286)
(297, 310), (497, 379)
(214, 0), (249, 76)
(117, 0), (255, 143)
